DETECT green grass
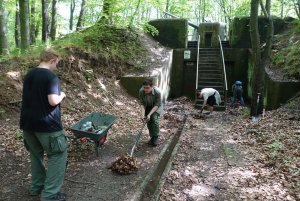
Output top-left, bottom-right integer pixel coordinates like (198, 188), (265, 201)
(271, 20), (300, 79)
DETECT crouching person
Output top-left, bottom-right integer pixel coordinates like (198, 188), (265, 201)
(197, 88), (221, 114)
(139, 79), (163, 146)
(20, 48), (68, 201)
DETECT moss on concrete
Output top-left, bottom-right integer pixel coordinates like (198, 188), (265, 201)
(149, 19), (188, 49)
(229, 16), (286, 48)
(169, 49), (185, 98)
(264, 75), (300, 109)
(198, 23), (220, 48)
(223, 49), (249, 100)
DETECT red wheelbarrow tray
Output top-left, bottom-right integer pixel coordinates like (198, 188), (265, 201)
(69, 112), (118, 145)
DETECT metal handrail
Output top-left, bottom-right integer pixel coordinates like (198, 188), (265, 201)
(218, 35), (228, 92)
(195, 34), (200, 91)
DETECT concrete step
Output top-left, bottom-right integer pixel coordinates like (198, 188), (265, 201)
(198, 77), (223, 82)
(199, 61), (219, 64)
(195, 103), (226, 111)
(198, 73), (223, 78)
(199, 48), (220, 52)
(198, 80), (224, 85)
(198, 69), (222, 74)
(196, 99), (225, 105)
(197, 85), (224, 91)
(198, 65), (221, 69)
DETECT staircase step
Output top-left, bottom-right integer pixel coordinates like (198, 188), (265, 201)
(195, 104), (226, 111)
(198, 74), (223, 79)
(198, 81), (224, 85)
(198, 69), (222, 74)
(198, 65), (221, 68)
(197, 85), (224, 91)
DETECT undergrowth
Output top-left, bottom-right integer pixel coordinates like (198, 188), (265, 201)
(271, 19), (300, 79)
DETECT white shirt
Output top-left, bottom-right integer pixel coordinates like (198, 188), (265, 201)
(200, 88), (221, 105)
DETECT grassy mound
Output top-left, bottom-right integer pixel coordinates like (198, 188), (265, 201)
(271, 20), (300, 80)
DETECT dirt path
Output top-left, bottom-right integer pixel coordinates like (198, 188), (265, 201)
(160, 106), (299, 201)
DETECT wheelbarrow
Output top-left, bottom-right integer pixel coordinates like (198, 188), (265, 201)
(70, 112), (118, 156)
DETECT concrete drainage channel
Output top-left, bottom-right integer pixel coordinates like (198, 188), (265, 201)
(132, 115), (188, 201)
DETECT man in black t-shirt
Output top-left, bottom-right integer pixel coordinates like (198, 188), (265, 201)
(20, 48), (68, 201)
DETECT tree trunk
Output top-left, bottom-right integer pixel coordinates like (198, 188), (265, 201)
(202, 0), (206, 22)
(0, 0), (8, 54)
(76, 0), (86, 30)
(15, 0), (21, 48)
(166, 0), (170, 12)
(280, 0), (284, 18)
(19, 0), (30, 51)
(41, 0), (48, 42)
(249, 0), (263, 116)
(294, 0), (300, 19)
(50, 0), (57, 40)
(69, 0), (75, 30)
(129, 0), (141, 26)
(265, 0), (271, 14)
(101, 0), (111, 23)
(30, 0), (36, 44)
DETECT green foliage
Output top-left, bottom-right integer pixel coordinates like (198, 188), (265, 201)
(85, 69), (94, 81)
(15, 129), (23, 140)
(271, 20), (300, 79)
(142, 23), (159, 36)
(241, 107), (250, 118)
(267, 141), (284, 157)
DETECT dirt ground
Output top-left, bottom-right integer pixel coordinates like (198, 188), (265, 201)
(160, 103), (300, 201)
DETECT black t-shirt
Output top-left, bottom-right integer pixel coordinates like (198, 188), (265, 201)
(20, 67), (63, 132)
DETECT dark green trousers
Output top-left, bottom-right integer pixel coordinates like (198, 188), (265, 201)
(147, 112), (160, 137)
(23, 130), (68, 200)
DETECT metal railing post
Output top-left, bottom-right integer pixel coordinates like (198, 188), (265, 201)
(218, 35), (228, 103)
(196, 35), (200, 92)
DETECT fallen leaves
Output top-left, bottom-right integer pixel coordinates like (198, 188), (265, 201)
(108, 155), (138, 175)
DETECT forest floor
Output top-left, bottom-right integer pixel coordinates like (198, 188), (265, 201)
(160, 101), (300, 201)
(0, 26), (299, 200)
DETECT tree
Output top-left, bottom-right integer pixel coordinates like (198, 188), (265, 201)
(15, 0), (21, 48)
(101, 0), (111, 23)
(293, 0), (300, 18)
(249, 0), (273, 116)
(76, 0), (86, 30)
(129, 0), (142, 26)
(41, 0), (49, 42)
(19, 0), (30, 51)
(69, 0), (75, 30)
(0, 0), (8, 54)
(50, 0), (57, 40)
(30, 0), (36, 44)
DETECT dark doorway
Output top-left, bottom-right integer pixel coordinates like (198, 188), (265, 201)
(205, 32), (213, 47)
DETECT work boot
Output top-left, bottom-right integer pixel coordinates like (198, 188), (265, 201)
(152, 137), (159, 146)
(42, 192), (67, 201)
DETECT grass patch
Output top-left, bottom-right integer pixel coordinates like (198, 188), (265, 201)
(271, 20), (300, 79)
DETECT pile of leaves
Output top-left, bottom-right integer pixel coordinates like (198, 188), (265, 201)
(108, 155), (138, 175)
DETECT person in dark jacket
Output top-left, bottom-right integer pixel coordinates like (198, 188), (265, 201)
(231, 80), (245, 106)
(20, 48), (68, 201)
(139, 79), (163, 146)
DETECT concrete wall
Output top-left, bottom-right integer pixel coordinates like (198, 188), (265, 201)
(265, 75), (300, 109)
(223, 49), (249, 100)
(229, 16), (286, 48)
(198, 23), (220, 48)
(120, 51), (173, 102)
(149, 19), (188, 49)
